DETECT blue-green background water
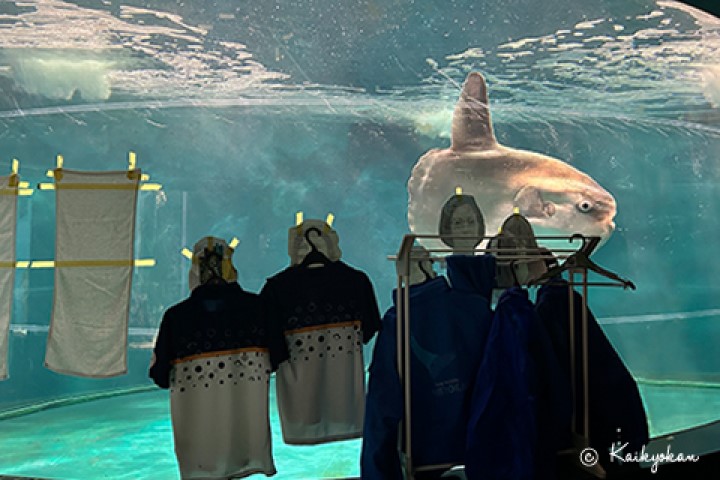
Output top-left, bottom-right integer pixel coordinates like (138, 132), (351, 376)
(1, 0), (719, 478)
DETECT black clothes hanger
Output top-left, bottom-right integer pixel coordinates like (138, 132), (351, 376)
(530, 235), (636, 290)
(509, 259), (522, 287)
(299, 226), (331, 267)
(538, 247), (559, 270)
(418, 261), (434, 283)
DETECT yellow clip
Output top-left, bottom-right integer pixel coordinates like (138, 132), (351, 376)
(53, 154), (64, 181)
(19, 189), (34, 196)
(140, 183), (162, 191)
(513, 207), (520, 215)
(16, 261), (30, 268)
(455, 186), (463, 196)
(141, 173), (150, 181)
(229, 237), (240, 249)
(296, 211), (304, 235)
(129, 151), (137, 171)
(38, 183), (55, 190)
(181, 248), (193, 259)
(326, 213), (334, 227)
(8, 159), (19, 187)
(18, 181), (29, 188)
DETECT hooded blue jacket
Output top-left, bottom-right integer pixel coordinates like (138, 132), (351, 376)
(361, 255), (496, 479)
(465, 287), (571, 480)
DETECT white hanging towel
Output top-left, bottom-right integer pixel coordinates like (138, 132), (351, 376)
(0, 175), (18, 380)
(45, 169), (140, 377)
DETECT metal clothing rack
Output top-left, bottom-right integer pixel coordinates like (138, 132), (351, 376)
(392, 233), (635, 480)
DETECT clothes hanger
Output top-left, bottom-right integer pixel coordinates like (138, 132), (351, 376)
(299, 226), (331, 267)
(509, 259), (522, 287)
(418, 261), (434, 283)
(529, 234), (636, 290)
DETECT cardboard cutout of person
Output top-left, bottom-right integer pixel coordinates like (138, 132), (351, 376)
(438, 194), (486, 254)
(188, 236), (238, 291)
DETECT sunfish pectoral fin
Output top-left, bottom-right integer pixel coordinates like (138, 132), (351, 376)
(514, 186), (556, 218)
(451, 72), (498, 151)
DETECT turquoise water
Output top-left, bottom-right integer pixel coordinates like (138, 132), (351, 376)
(0, 381), (718, 479)
(0, 386), (361, 480)
(1, 0), (720, 478)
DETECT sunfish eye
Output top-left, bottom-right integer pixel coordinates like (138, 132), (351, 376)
(576, 200), (594, 213)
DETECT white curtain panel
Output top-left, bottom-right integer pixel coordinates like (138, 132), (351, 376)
(45, 169), (140, 377)
(0, 175), (18, 380)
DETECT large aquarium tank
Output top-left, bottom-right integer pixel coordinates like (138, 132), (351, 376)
(1, 0), (719, 478)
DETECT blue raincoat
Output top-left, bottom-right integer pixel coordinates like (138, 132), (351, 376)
(465, 287), (570, 480)
(361, 255), (496, 479)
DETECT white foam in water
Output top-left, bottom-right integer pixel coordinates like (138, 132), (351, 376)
(11, 54), (113, 101)
(700, 65), (720, 108)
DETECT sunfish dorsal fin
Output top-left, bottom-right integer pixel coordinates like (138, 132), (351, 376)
(451, 72), (497, 151)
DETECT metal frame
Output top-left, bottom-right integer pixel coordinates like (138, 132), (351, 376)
(392, 233), (631, 479)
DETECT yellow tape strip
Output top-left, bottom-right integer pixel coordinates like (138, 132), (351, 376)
(46, 171), (154, 183)
(0, 261), (32, 268)
(11, 159), (19, 175)
(38, 183), (162, 191)
(29, 259), (156, 268)
(229, 237), (240, 249)
(0, 187), (33, 196)
(4, 259), (155, 268)
(128, 151), (137, 171)
(180, 248), (193, 259)
(29, 261), (54, 268)
(135, 259), (156, 267)
(55, 184), (140, 190)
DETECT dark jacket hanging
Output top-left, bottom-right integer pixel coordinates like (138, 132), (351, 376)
(534, 279), (649, 471)
(361, 255), (496, 480)
(465, 286), (570, 480)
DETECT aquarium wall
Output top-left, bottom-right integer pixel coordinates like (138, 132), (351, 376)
(0, 0), (719, 474)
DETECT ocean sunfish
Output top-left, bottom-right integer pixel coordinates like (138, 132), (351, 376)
(407, 72), (617, 250)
